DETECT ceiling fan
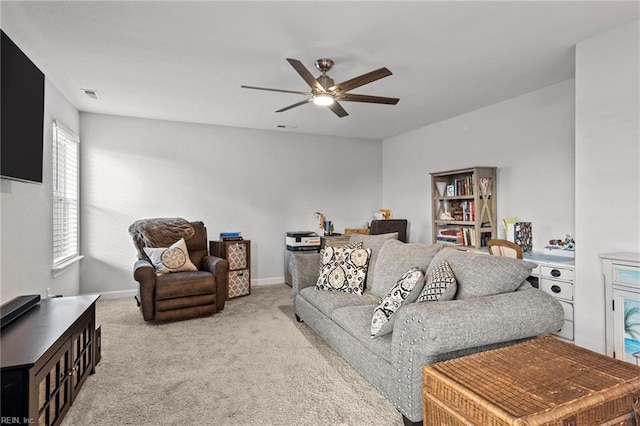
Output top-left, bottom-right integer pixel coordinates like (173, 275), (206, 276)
(241, 58), (399, 118)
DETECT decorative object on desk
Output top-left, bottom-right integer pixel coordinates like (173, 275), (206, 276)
(313, 212), (326, 236)
(379, 209), (392, 219)
(436, 181), (447, 197)
(503, 217), (519, 240)
(514, 222), (532, 253)
(544, 234), (575, 258)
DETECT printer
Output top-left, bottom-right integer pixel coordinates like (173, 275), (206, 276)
(286, 231), (321, 251)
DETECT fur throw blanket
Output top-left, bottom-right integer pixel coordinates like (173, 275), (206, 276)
(128, 217), (195, 248)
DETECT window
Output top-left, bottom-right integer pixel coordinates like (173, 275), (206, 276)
(52, 120), (81, 270)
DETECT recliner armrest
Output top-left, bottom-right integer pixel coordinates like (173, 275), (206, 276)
(203, 255), (229, 310)
(133, 259), (156, 321)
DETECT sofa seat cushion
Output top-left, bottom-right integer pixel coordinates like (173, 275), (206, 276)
(155, 271), (216, 300)
(370, 239), (442, 298)
(332, 304), (393, 362)
(299, 286), (380, 317)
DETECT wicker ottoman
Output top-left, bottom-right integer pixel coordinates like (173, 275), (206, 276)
(422, 335), (640, 425)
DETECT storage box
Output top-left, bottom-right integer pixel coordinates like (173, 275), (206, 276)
(228, 269), (250, 298)
(422, 335), (640, 425)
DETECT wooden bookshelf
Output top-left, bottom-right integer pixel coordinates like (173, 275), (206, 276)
(431, 167), (497, 249)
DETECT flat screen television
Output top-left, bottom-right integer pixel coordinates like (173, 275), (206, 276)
(1, 29), (45, 184)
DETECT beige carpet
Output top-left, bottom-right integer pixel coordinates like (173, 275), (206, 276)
(61, 284), (401, 426)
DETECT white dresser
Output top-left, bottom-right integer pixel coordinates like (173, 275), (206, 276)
(523, 252), (576, 342)
(600, 251), (640, 364)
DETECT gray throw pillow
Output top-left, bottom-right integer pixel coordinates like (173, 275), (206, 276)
(370, 239), (442, 298)
(444, 250), (535, 299)
(349, 232), (398, 291)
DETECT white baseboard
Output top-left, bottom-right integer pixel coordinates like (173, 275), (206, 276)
(252, 276), (285, 286)
(89, 278), (284, 300)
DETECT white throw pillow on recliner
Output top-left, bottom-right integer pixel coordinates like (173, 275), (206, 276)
(144, 238), (198, 275)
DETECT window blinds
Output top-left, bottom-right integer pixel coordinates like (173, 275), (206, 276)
(53, 121), (80, 266)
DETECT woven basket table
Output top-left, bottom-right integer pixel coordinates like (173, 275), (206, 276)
(422, 335), (640, 425)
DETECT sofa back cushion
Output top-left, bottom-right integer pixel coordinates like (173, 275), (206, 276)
(427, 247), (535, 300)
(370, 239), (442, 298)
(349, 232), (398, 291)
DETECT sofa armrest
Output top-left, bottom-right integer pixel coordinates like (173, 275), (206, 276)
(203, 255), (229, 310)
(390, 288), (564, 421)
(394, 288), (564, 355)
(133, 259), (156, 321)
(290, 252), (321, 295)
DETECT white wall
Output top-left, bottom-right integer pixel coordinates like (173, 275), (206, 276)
(0, 79), (80, 303)
(79, 113), (382, 296)
(574, 20), (640, 353)
(382, 80), (575, 248)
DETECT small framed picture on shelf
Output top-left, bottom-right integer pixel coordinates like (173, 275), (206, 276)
(446, 185), (455, 196)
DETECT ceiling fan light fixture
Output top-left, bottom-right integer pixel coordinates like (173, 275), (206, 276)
(313, 93), (334, 106)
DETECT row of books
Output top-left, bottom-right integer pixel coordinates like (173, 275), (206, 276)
(436, 229), (493, 247)
(451, 176), (474, 196)
(458, 200), (475, 222)
(219, 232), (243, 241)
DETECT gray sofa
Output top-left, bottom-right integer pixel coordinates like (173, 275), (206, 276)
(290, 235), (564, 425)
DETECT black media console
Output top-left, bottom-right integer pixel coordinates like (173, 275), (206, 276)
(1, 294), (100, 425)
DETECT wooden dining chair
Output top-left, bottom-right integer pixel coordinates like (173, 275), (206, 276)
(487, 239), (523, 259)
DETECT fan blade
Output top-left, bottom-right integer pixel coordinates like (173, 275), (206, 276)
(276, 98), (313, 113)
(241, 85), (311, 96)
(329, 67), (392, 93)
(339, 93), (399, 105)
(327, 101), (348, 118)
(286, 58), (325, 91)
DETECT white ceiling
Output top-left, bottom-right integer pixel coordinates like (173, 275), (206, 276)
(2, 1), (638, 140)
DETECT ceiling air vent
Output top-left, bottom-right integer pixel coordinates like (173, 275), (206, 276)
(81, 89), (100, 100)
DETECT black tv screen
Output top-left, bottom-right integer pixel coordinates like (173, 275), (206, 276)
(1, 30), (45, 184)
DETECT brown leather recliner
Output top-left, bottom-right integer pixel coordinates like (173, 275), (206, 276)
(131, 220), (228, 321)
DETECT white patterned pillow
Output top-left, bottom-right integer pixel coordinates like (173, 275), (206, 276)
(417, 261), (457, 302)
(318, 241), (363, 274)
(316, 246), (371, 294)
(371, 267), (425, 338)
(143, 238), (198, 275)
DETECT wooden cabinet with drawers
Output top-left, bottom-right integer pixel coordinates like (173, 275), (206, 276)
(527, 256), (575, 342)
(210, 240), (251, 299)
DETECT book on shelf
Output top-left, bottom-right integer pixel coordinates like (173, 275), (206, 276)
(436, 229), (461, 244)
(220, 232), (243, 241)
